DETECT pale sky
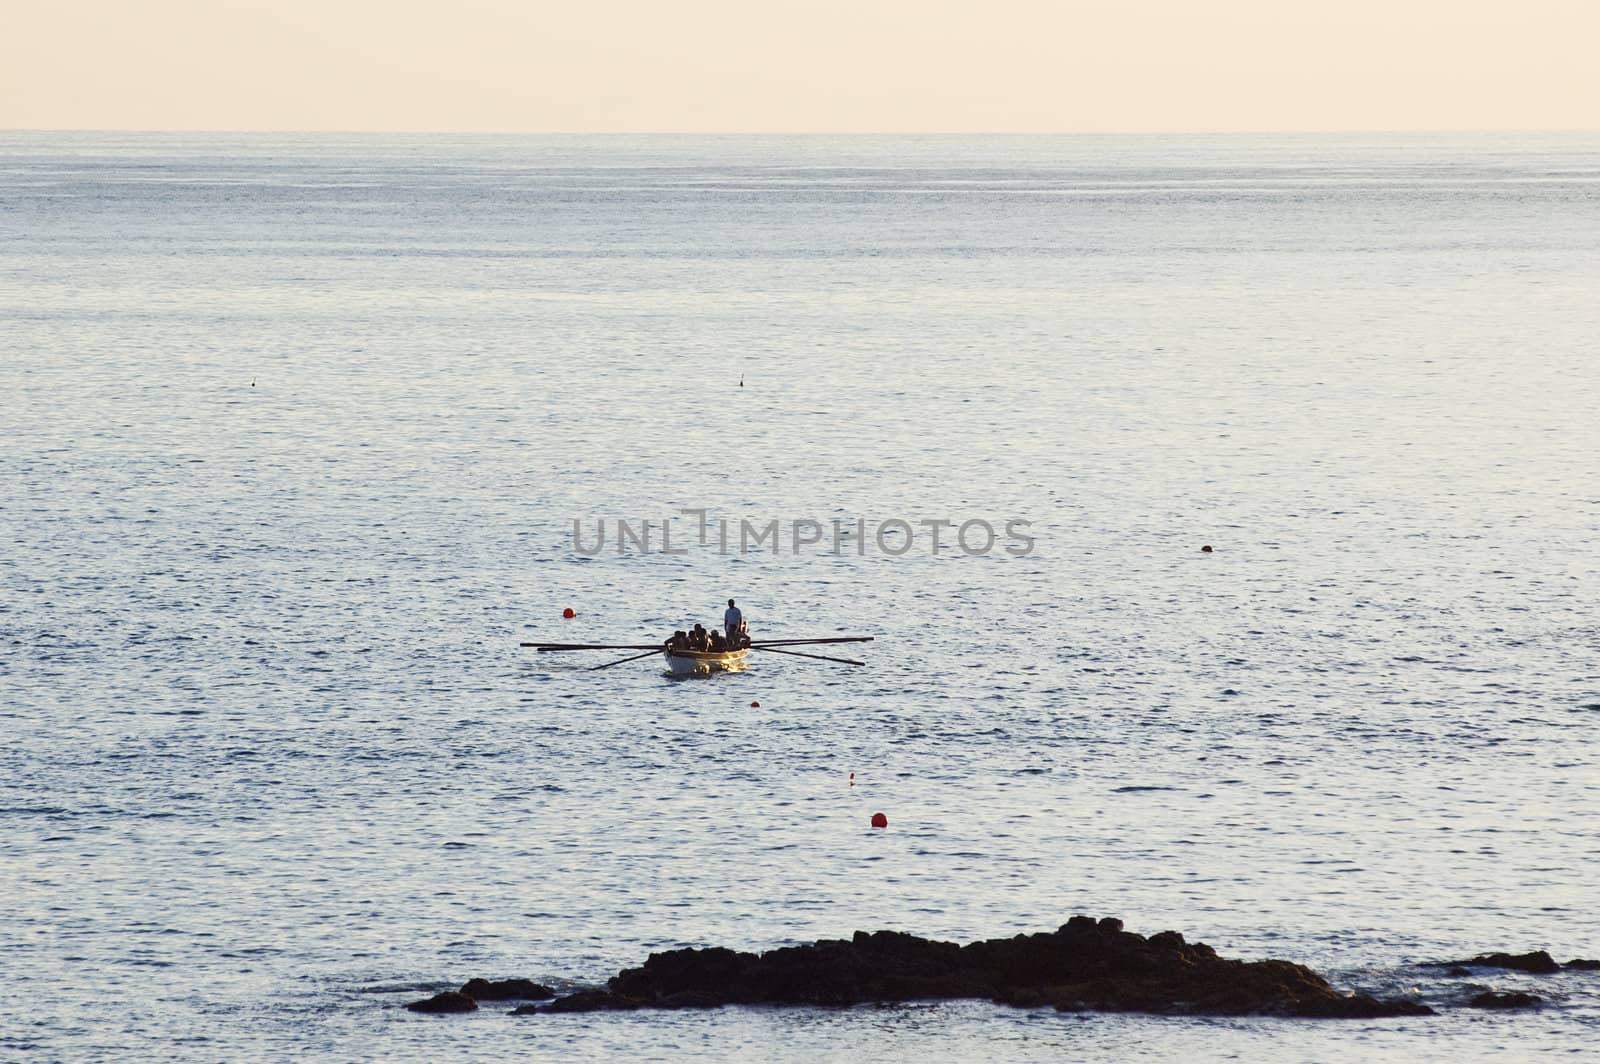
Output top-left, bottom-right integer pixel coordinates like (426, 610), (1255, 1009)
(3, 0), (1596, 132)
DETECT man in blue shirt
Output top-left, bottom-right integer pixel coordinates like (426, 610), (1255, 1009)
(724, 599), (745, 647)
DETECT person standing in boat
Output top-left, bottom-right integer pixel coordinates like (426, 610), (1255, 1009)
(724, 599), (745, 647)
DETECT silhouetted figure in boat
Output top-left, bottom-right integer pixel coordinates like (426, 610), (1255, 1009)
(708, 630), (726, 652)
(724, 599), (746, 647)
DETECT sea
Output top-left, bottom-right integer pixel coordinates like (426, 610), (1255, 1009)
(3, 131), (1598, 1062)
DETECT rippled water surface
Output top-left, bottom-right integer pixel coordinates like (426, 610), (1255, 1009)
(4, 132), (1600, 1061)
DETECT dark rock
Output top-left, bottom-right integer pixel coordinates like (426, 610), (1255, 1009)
(406, 990), (478, 1013)
(1469, 991), (1541, 1009)
(658, 989), (730, 1009)
(1437, 951), (1560, 975)
(460, 978), (554, 1001)
(1564, 958), (1600, 971)
(1296, 992), (1431, 1019)
(515, 988), (641, 1014)
(515, 917), (1431, 1018)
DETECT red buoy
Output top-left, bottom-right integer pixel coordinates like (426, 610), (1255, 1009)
(750, 701), (761, 708)
(870, 812), (888, 828)
(562, 607), (576, 619)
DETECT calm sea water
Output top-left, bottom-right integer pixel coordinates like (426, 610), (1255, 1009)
(3, 132), (1599, 1062)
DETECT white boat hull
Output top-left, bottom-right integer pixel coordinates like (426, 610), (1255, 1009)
(663, 647), (750, 677)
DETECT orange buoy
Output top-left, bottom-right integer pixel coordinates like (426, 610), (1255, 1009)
(870, 812), (888, 828)
(1200, 545), (1213, 553)
(750, 700), (761, 708)
(562, 607), (576, 619)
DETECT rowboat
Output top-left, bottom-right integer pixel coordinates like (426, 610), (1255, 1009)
(663, 646), (751, 677)
(520, 634), (871, 672)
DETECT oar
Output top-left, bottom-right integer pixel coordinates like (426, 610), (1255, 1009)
(521, 643), (659, 651)
(524, 638), (873, 650)
(750, 646), (865, 666)
(589, 649), (662, 671)
(747, 637), (874, 647)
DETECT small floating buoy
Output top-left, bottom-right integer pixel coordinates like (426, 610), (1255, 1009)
(849, 772), (855, 786)
(1200, 545), (1213, 553)
(870, 812), (888, 828)
(562, 607), (576, 619)
(750, 700), (760, 708)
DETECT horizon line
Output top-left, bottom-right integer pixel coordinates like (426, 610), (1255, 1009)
(5, 126), (1599, 138)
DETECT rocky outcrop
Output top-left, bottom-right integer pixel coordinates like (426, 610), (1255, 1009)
(460, 978), (554, 1001)
(1468, 991), (1541, 1009)
(1434, 951), (1561, 975)
(406, 990), (478, 1013)
(407, 978), (553, 1012)
(509, 917), (1430, 1019)
(515, 988), (651, 1014)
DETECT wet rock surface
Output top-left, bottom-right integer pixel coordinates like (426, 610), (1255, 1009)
(507, 917), (1431, 1019)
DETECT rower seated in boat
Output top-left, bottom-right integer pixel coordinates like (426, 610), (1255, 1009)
(708, 630), (726, 652)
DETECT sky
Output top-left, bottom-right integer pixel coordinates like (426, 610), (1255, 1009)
(2, 0), (1597, 132)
